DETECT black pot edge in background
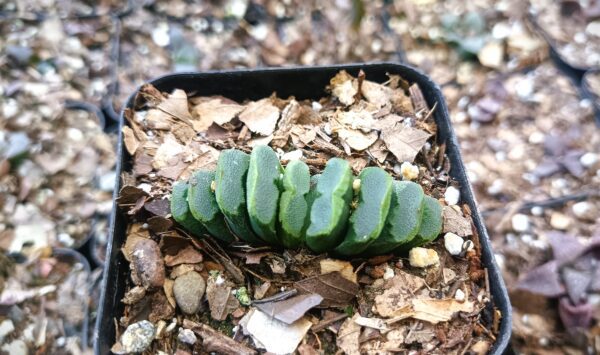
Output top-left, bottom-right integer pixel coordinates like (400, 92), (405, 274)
(94, 63), (512, 355)
(581, 69), (600, 126)
(52, 247), (92, 351)
(528, 13), (590, 83)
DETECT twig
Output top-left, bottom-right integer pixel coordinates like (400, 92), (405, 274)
(242, 266), (294, 284)
(477, 322), (497, 341)
(458, 337), (473, 355)
(183, 320), (257, 355)
(436, 142), (446, 170)
(422, 101), (438, 122)
(252, 289), (297, 304)
(311, 313), (349, 332)
(196, 237), (245, 284)
(312, 331), (322, 350)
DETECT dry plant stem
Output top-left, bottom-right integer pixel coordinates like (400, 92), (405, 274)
(195, 237), (245, 284)
(183, 320), (257, 355)
(252, 289), (297, 304)
(312, 313), (349, 331)
(459, 337), (474, 355)
(477, 322), (497, 341)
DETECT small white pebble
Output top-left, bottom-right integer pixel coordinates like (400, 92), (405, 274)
(352, 178), (361, 192)
(550, 212), (571, 230)
(487, 179), (504, 195)
(511, 213), (530, 232)
(530, 206), (544, 216)
(444, 186), (460, 205)
(528, 131), (544, 144)
(383, 266), (395, 280)
(572, 201), (596, 221)
(409, 247), (439, 268)
(455, 289), (466, 302)
(177, 328), (197, 345)
(165, 319), (177, 333)
(400, 162), (419, 180)
(580, 152), (598, 168)
(444, 232), (464, 256)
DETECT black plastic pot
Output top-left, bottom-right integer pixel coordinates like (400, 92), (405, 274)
(94, 63), (512, 354)
(582, 69), (600, 126)
(52, 247), (91, 351)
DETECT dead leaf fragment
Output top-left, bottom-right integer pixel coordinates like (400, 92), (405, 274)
(411, 298), (475, 324)
(152, 134), (186, 170)
(443, 206), (472, 237)
(254, 293), (323, 324)
(336, 313), (361, 355)
(354, 315), (389, 331)
(206, 275), (239, 320)
(122, 126), (139, 155)
(295, 271), (359, 307)
(337, 129), (378, 151)
(192, 96), (245, 129)
(184, 320), (257, 355)
(329, 70), (358, 106)
(380, 119), (431, 163)
(244, 308), (313, 354)
(164, 245), (203, 266)
(239, 98), (280, 136)
(373, 271), (426, 317)
(157, 89), (193, 123)
(320, 259), (357, 283)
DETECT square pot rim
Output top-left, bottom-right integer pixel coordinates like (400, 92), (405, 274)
(96, 61), (512, 354)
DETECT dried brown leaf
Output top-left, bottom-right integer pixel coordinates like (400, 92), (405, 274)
(442, 206), (472, 237)
(116, 186), (148, 206)
(157, 89), (193, 123)
(192, 96), (245, 129)
(145, 109), (172, 130)
(122, 126), (139, 155)
(184, 320), (257, 355)
(144, 198), (170, 217)
(320, 259), (357, 283)
(329, 70), (357, 106)
(295, 271), (359, 307)
(373, 271), (426, 317)
(206, 275), (240, 320)
(336, 313), (361, 355)
(164, 245), (203, 266)
(152, 134), (186, 170)
(378, 116), (431, 162)
(411, 298), (475, 324)
(163, 278), (176, 308)
(337, 128), (378, 152)
(146, 216), (173, 233)
(239, 98), (280, 136)
(368, 140), (388, 163)
(254, 293), (323, 324)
